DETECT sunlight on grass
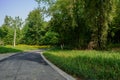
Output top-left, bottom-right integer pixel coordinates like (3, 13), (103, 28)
(0, 44), (50, 54)
(5, 44), (50, 51)
(44, 50), (120, 80)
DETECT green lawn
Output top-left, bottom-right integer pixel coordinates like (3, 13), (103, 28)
(0, 44), (50, 54)
(43, 50), (120, 80)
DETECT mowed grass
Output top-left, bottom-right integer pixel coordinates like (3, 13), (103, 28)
(43, 50), (120, 80)
(0, 44), (50, 54)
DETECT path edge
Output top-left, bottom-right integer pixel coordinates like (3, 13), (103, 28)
(40, 52), (76, 80)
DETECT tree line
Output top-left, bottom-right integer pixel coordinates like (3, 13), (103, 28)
(0, 0), (120, 50)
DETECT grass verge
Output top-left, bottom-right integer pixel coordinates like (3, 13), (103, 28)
(43, 50), (120, 80)
(6, 44), (50, 51)
(0, 44), (50, 54)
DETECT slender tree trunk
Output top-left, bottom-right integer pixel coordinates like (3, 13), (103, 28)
(13, 29), (16, 47)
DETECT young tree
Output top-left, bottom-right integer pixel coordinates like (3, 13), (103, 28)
(12, 16), (22, 47)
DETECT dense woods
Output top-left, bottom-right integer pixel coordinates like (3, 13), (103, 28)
(0, 0), (120, 50)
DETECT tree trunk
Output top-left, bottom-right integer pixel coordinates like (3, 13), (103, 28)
(13, 29), (16, 47)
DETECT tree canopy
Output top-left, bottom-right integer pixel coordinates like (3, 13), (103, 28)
(0, 0), (120, 50)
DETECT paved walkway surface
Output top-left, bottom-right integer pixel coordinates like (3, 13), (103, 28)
(0, 51), (66, 80)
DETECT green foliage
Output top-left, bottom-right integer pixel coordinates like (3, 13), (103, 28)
(3, 27), (14, 45)
(0, 16), (23, 45)
(84, 0), (118, 50)
(0, 26), (8, 39)
(41, 31), (59, 45)
(1, 0), (120, 49)
(23, 9), (43, 45)
(108, 1), (120, 44)
(49, 0), (90, 49)
(44, 50), (120, 80)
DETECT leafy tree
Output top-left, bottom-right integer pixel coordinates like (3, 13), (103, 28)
(23, 9), (44, 45)
(1, 0), (119, 50)
(84, 0), (118, 50)
(48, 0), (89, 49)
(41, 31), (59, 45)
(49, 1), (73, 48)
(0, 16), (13, 45)
(0, 26), (8, 39)
(0, 25), (8, 45)
(108, 1), (120, 44)
(4, 15), (13, 26)
(0, 16), (22, 45)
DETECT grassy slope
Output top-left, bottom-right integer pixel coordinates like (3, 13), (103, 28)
(0, 44), (50, 54)
(44, 50), (120, 80)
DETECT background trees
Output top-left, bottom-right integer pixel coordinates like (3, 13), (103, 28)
(48, 0), (119, 49)
(22, 9), (43, 45)
(49, 0), (89, 49)
(0, 16), (22, 46)
(0, 0), (120, 49)
(84, 0), (118, 50)
(108, 1), (120, 44)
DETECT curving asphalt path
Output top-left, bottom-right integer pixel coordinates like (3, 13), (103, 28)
(0, 51), (66, 80)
